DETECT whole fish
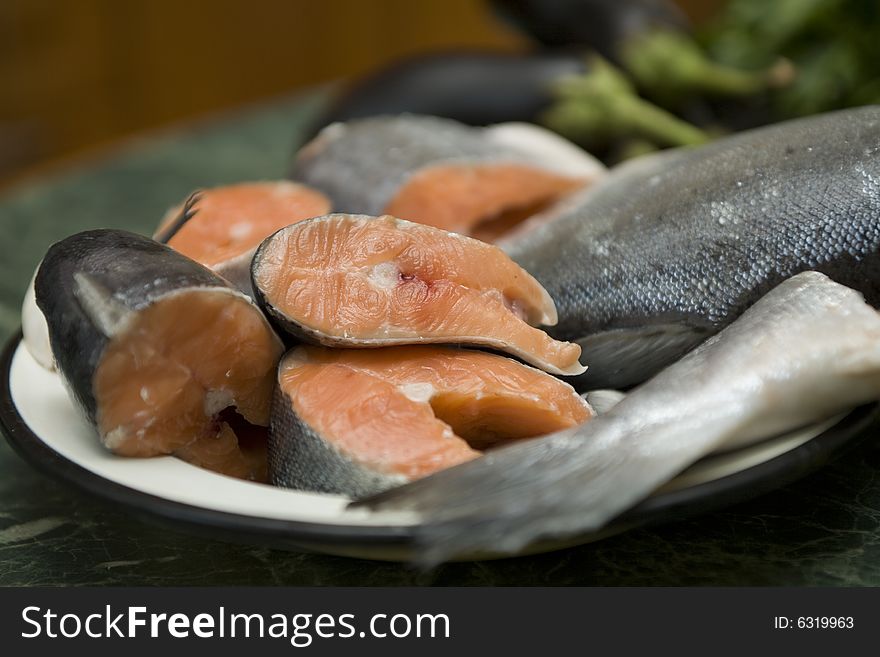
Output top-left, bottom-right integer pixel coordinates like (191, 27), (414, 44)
(356, 272), (880, 564)
(503, 106), (880, 389)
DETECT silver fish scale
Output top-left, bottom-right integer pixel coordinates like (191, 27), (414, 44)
(291, 115), (536, 216)
(511, 107), (880, 386)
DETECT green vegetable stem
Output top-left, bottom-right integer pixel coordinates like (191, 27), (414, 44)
(622, 29), (794, 104)
(541, 56), (711, 148)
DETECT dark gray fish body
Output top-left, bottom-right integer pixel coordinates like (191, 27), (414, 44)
(507, 107), (880, 388)
(358, 272), (880, 564)
(35, 229), (227, 425)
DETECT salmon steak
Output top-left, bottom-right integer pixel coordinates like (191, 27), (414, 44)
(34, 229), (284, 481)
(291, 116), (602, 243)
(251, 213), (586, 376)
(155, 181), (331, 293)
(270, 345), (594, 497)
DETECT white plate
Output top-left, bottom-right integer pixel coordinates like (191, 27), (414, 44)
(2, 335), (875, 561)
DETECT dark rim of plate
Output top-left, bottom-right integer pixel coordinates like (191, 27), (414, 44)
(1, 330), (877, 553)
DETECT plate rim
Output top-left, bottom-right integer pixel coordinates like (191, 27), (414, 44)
(2, 330), (877, 552)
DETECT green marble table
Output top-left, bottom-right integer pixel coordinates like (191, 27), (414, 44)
(2, 93), (880, 586)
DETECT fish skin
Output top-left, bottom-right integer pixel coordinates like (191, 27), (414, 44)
(35, 230), (232, 425)
(356, 272), (880, 565)
(506, 106), (880, 389)
(291, 115), (589, 216)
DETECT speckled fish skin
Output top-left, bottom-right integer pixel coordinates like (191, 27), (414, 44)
(357, 272), (880, 565)
(34, 229), (229, 424)
(291, 115), (585, 216)
(507, 106), (880, 389)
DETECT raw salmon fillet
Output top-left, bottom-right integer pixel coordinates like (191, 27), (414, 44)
(270, 345), (594, 496)
(155, 181), (331, 292)
(291, 116), (601, 243)
(251, 213), (586, 376)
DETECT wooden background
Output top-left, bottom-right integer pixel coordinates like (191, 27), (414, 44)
(0, 0), (717, 184)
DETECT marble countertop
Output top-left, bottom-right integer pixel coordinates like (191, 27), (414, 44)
(1, 94), (879, 586)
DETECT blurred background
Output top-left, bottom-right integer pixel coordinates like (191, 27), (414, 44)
(0, 0), (723, 187)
